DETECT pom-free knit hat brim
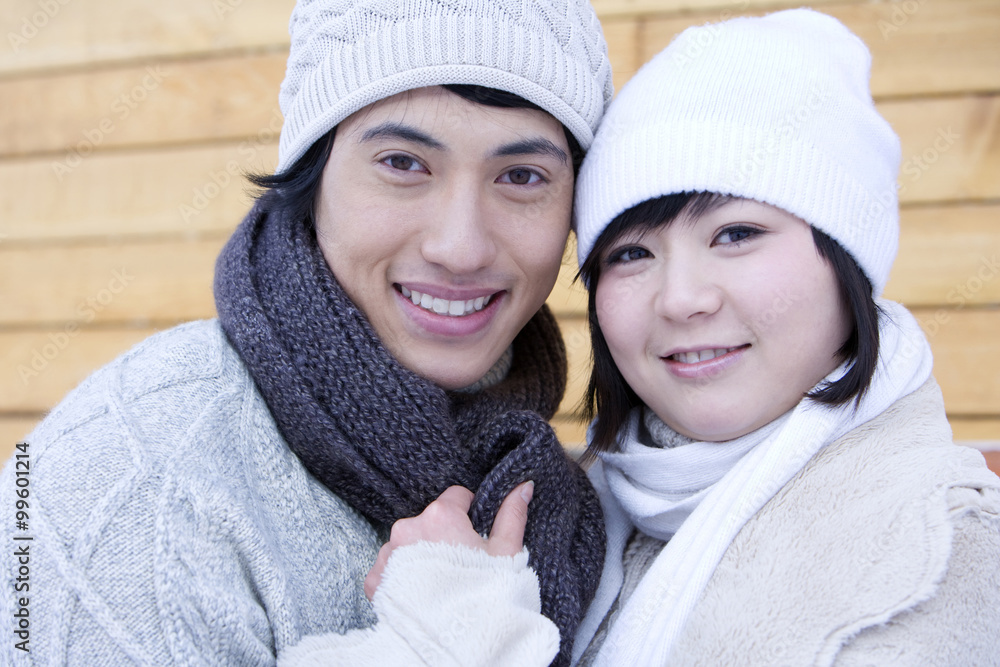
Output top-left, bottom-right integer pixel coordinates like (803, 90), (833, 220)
(277, 0), (613, 172)
(574, 9), (901, 295)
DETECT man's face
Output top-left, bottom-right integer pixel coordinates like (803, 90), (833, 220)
(314, 86), (574, 389)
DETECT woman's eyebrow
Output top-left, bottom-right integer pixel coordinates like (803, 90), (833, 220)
(490, 138), (568, 164)
(358, 122), (446, 150)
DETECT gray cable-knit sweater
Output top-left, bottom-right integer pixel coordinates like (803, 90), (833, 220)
(0, 321), (384, 665)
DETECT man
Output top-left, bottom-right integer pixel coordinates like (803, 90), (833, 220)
(0, 1), (612, 664)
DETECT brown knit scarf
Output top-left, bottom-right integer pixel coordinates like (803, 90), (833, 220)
(214, 204), (604, 665)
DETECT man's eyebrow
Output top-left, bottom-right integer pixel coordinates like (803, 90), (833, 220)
(490, 138), (568, 165)
(358, 122), (446, 150)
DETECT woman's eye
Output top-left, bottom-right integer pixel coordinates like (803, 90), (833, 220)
(499, 168), (542, 185)
(383, 154), (423, 172)
(606, 246), (650, 265)
(714, 226), (759, 246)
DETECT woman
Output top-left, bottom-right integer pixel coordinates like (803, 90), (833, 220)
(572, 9), (1000, 665)
(0, 1), (613, 664)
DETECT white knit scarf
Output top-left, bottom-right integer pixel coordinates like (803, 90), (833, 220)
(573, 299), (934, 665)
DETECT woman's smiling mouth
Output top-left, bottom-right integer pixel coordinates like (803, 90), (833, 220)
(665, 345), (750, 365)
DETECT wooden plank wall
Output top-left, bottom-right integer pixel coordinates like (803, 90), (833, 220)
(2, 1), (998, 473)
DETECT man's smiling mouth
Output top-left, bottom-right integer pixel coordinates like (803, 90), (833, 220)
(398, 285), (497, 317)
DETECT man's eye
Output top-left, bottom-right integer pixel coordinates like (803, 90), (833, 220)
(501, 168), (541, 185)
(385, 155), (421, 171)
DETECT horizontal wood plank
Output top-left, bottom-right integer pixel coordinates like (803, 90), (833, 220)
(5, 125), (996, 249)
(639, 1), (1000, 98)
(0, 142), (278, 242)
(12, 88), (991, 204)
(1, 46), (997, 211)
(951, 418), (1000, 443)
(0, 238), (224, 325)
(916, 308), (1000, 416)
(882, 95), (1000, 204)
(887, 204), (1000, 306)
(2, 0), (296, 75)
(1, 328), (158, 412)
(1, 53), (286, 158)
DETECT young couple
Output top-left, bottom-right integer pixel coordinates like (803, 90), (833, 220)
(3, 1), (997, 665)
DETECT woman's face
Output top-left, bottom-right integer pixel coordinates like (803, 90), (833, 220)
(315, 86), (574, 390)
(595, 198), (852, 441)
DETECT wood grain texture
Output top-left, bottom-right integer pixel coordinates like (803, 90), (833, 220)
(638, 1), (1000, 98)
(0, 142), (278, 242)
(915, 307), (1000, 416)
(1, 53), (286, 158)
(1, 328), (158, 412)
(14, 80), (991, 195)
(882, 95), (1000, 204)
(951, 418), (1000, 444)
(0, 238), (225, 325)
(2, 0), (296, 75)
(887, 204), (1000, 306)
(602, 18), (642, 94)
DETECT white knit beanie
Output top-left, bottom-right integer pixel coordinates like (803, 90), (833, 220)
(574, 8), (901, 296)
(276, 0), (613, 173)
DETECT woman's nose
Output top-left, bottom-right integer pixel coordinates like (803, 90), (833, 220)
(653, 258), (723, 322)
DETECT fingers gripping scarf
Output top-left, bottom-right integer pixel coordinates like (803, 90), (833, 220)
(215, 204), (604, 665)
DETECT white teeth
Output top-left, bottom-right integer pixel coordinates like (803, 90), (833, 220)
(672, 347), (735, 364)
(399, 287), (494, 317)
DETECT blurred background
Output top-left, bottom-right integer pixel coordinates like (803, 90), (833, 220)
(1, 0), (998, 473)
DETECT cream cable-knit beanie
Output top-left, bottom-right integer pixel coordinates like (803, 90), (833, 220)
(574, 8), (901, 296)
(277, 0), (613, 172)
